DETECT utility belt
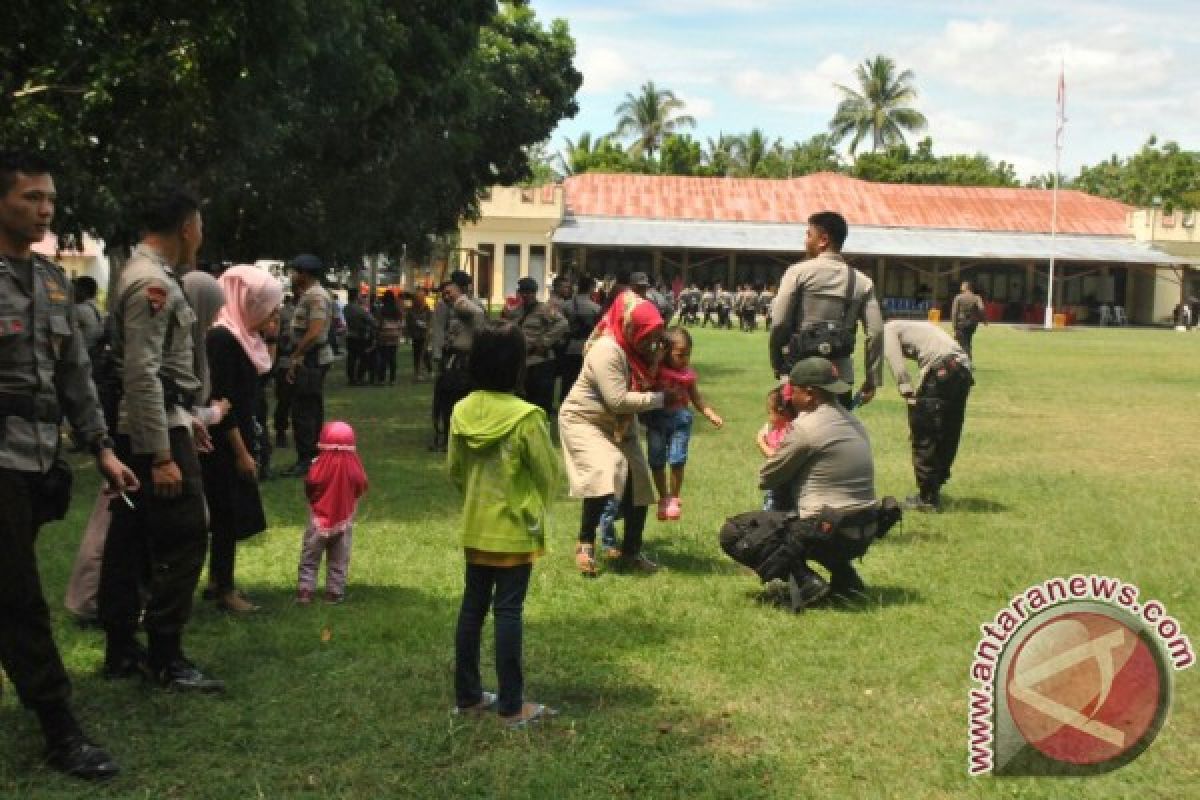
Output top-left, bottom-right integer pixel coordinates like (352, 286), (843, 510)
(0, 392), (62, 424)
(789, 320), (855, 362)
(162, 379), (196, 411)
(923, 355), (973, 390)
(444, 348), (471, 371)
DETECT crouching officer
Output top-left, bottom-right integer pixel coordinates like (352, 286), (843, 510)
(758, 357), (887, 607)
(502, 277), (567, 415)
(883, 319), (974, 512)
(0, 150), (138, 780)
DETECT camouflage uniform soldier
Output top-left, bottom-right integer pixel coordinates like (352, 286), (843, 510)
(0, 151), (137, 780)
(502, 277), (568, 414)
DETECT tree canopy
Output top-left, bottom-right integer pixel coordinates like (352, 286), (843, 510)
(613, 81), (695, 159)
(0, 0), (581, 261)
(1073, 136), (1200, 211)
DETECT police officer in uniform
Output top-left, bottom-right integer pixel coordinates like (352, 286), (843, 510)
(715, 283), (734, 329)
(283, 254), (333, 476)
(430, 270), (485, 451)
(0, 151), (138, 780)
(769, 211), (884, 406)
(502, 277), (567, 414)
(883, 319), (974, 512)
(699, 284), (716, 327)
(759, 357), (881, 608)
(558, 275), (601, 406)
(99, 185), (225, 693)
(950, 281), (986, 358)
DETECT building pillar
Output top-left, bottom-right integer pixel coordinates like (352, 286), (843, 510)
(876, 258), (887, 299)
(1024, 262), (1036, 304)
(727, 252), (737, 287)
(652, 249), (663, 284)
(682, 250), (690, 285)
(579, 246), (588, 276)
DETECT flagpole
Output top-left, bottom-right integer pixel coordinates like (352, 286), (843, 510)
(1045, 62), (1065, 329)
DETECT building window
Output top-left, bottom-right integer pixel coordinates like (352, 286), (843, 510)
(503, 244), (521, 297)
(529, 246), (546, 292)
(477, 244), (494, 302)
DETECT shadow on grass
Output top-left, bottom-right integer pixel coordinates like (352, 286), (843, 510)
(943, 495), (1009, 513)
(746, 583), (925, 615)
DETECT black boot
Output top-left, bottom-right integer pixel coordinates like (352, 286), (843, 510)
(38, 704), (119, 781)
(788, 564), (830, 611)
(829, 563), (867, 600)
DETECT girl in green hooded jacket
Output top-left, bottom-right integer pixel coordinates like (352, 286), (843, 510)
(448, 320), (560, 728)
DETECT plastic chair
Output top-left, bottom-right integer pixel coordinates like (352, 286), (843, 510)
(1113, 306), (1127, 326)
(1098, 305), (1113, 326)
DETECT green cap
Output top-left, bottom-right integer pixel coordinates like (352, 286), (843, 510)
(789, 356), (851, 394)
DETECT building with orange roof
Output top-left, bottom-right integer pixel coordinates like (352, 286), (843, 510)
(458, 173), (1193, 324)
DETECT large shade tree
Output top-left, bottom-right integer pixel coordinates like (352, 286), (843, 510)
(613, 80), (695, 159)
(0, 0), (581, 261)
(829, 54), (928, 156)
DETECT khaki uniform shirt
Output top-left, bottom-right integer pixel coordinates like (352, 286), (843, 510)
(502, 300), (568, 367)
(291, 284), (334, 367)
(562, 293), (602, 356)
(112, 245), (201, 455)
(769, 251), (884, 387)
(883, 320), (970, 397)
(951, 291), (985, 329)
(0, 254), (107, 471)
(275, 302), (295, 369)
(700, 290), (715, 310)
(759, 401), (877, 517)
(74, 298), (105, 351)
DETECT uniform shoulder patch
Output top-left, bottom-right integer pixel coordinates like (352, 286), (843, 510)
(146, 285), (168, 314)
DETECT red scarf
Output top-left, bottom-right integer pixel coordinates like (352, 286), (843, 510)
(305, 421), (368, 536)
(592, 289), (663, 389)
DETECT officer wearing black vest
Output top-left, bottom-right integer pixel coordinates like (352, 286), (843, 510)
(0, 151), (138, 780)
(769, 211), (884, 407)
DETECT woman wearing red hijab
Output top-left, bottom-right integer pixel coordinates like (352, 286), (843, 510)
(558, 289), (668, 576)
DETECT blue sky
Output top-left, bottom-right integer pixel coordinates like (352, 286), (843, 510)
(532, 0), (1200, 179)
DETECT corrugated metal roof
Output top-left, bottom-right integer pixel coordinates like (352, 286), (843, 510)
(562, 172), (1133, 235)
(552, 215), (1192, 265)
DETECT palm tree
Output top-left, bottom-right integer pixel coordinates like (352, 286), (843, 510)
(829, 55), (928, 156)
(735, 128), (782, 176)
(613, 81), (696, 160)
(559, 131), (606, 175)
(704, 133), (740, 177)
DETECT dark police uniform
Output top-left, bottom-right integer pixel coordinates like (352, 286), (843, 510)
(99, 244), (208, 672)
(0, 253), (111, 735)
(883, 319), (974, 510)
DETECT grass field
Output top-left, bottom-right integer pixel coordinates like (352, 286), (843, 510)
(2, 323), (1198, 799)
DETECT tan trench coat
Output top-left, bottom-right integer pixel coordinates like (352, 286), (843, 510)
(558, 336), (662, 504)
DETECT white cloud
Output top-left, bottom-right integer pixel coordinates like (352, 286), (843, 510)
(678, 94), (716, 121)
(577, 46), (639, 94)
(732, 54), (854, 113)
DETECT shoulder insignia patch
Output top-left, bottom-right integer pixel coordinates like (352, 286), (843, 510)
(146, 286), (168, 314)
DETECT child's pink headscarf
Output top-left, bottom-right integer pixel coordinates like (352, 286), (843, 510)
(305, 421), (368, 536)
(213, 264), (284, 375)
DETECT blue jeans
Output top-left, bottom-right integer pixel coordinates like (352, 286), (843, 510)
(454, 562), (531, 716)
(644, 408), (693, 470)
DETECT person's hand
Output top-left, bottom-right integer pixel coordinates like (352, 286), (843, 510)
(705, 408), (724, 429)
(858, 384), (876, 406)
(236, 452), (259, 483)
(151, 460), (183, 498)
(209, 398), (232, 423)
(191, 416), (214, 453)
(97, 450), (140, 494)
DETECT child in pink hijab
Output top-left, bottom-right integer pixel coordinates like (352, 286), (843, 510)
(297, 421), (368, 604)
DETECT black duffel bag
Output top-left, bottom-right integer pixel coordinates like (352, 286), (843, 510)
(719, 511), (801, 582)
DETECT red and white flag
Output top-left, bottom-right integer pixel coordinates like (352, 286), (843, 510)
(1055, 62), (1067, 150)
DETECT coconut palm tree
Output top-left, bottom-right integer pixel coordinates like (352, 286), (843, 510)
(829, 55), (928, 156)
(704, 132), (740, 177)
(735, 128), (783, 176)
(613, 81), (696, 160)
(559, 131), (605, 175)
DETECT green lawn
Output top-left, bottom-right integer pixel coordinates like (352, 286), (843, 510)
(3, 324), (1198, 798)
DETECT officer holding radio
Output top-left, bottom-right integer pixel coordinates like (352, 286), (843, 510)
(769, 211), (884, 407)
